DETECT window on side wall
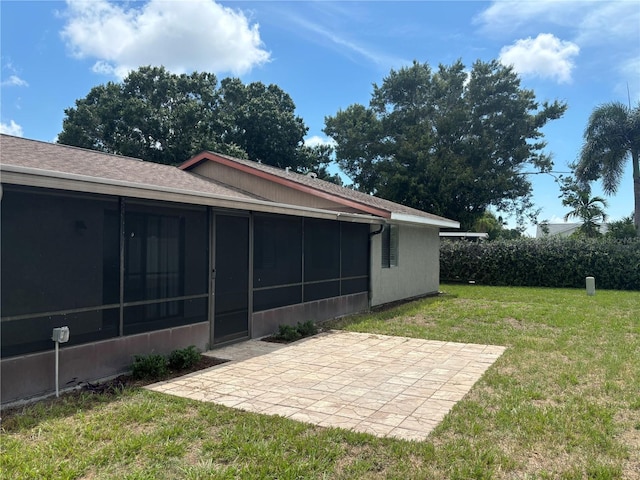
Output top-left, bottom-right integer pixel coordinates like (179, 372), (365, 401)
(381, 224), (399, 268)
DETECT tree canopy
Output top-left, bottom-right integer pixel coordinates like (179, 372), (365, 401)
(472, 211), (521, 240)
(58, 66), (330, 175)
(324, 60), (567, 229)
(574, 101), (640, 236)
(606, 215), (637, 239)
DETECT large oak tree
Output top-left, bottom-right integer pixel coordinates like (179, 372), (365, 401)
(324, 60), (567, 229)
(58, 66), (327, 174)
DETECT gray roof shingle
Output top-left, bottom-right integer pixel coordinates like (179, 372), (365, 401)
(0, 134), (261, 201)
(1, 134), (458, 227)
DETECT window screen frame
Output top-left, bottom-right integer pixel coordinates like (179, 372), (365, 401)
(252, 216), (370, 312)
(0, 186), (210, 357)
(122, 199), (209, 336)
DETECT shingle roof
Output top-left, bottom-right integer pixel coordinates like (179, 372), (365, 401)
(1, 134), (459, 228)
(0, 134), (261, 201)
(181, 151), (459, 227)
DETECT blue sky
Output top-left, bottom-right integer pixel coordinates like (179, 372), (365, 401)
(2, 0), (639, 235)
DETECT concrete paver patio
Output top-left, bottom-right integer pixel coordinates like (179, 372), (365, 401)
(147, 330), (506, 441)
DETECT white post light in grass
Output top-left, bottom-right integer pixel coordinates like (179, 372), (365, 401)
(52, 326), (70, 397)
(586, 276), (596, 296)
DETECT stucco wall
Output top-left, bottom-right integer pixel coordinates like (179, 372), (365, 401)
(370, 224), (440, 307)
(252, 292), (369, 338)
(193, 161), (358, 212)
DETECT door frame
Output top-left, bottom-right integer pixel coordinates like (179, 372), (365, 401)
(209, 209), (253, 347)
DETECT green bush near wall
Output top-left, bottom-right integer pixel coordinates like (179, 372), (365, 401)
(440, 237), (640, 290)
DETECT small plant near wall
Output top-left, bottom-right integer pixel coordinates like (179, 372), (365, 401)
(296, 321), (318, 337)
(266, 321), (319, 343)
(168, 345), (201, 370)
(132, 346), (208, 380)
(131, 353), (168, 380)
(276, 324), (302, 342)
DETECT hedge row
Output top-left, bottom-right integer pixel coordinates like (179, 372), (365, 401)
(440, 237), (640, 290)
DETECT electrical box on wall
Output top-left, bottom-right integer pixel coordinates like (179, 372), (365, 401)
(52, 326), (70, 343)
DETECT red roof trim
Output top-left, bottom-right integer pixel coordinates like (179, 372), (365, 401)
(180, 152), (391, 218)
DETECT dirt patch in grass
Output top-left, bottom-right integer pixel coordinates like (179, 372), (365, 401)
(502, 317), (528, 329)
(332, 444), (391, 477)
(399, 314), (437, 327)
(620, 430), (640, 479)
(614, 410), (640, 480)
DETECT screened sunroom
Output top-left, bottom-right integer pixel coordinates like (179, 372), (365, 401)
(0, 134), (457, 404)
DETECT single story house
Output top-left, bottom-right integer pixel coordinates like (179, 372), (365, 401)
(536, 222), (608, 238)
(0, 134), (459, 404)
(439, 232), (488, 241)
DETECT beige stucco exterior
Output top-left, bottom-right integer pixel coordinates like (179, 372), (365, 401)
(192, 161), (360, 213)
(369, 224), (440, 306)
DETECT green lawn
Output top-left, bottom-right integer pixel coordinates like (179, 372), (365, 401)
(2, 285), (639, 479)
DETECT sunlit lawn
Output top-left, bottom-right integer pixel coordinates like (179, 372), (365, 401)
(2, 285), (639, 479)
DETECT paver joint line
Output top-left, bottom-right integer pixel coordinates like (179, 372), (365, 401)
(146, 331), (506, 441)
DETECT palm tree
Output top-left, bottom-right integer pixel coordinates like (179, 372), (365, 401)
(563, 190), (608, 238)
(574, 101), (640, 236)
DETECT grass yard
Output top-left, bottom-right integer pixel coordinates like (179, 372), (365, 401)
(2, 285), (639, 479)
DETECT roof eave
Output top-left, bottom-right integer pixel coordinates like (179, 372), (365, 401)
(440, 232), (488, 238)
(389, 212), (460, 229)
(0, 165), (383, 224)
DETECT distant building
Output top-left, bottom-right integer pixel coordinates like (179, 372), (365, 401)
(536, 223), (608, 238)
(440, 232), (488, 241)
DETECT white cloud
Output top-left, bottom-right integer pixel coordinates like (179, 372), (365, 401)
(304, 135), (336, 148)
(475, 1), (575, 35)
(476, 1), (639, 45)
(0, 120), (24, 136)
(1, 75), (28, 87)
(61, 0), (270, 78)
(283, 12), (406, 68)
(91, 60), (116, 76)
(620, 56), (640, 83)
(576, 2), (640, 45)
(616, 56), (640, 103)
(499, 34), (579, 84)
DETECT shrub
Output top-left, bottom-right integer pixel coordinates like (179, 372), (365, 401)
(296, 321), (318, 337)
(606, 215), (637, 239)
(131, 353), (168, 380)
(275, 324), (302, 342)
(168, 345), (201, 370)
(440, 237), (640, 290)
(272, 321), (319, 342)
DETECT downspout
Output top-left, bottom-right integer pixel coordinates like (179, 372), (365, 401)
(368, 222), (386, 309)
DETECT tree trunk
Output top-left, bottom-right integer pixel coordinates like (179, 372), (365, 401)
(633, 149), (640, 237)
(634, 175), (640, 237)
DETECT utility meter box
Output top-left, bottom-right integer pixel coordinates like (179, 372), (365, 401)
(52, 326), (70, 343)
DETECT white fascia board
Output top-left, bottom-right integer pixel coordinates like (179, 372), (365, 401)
(390, 212), (460, 229)
(0, 165), (381, 224)
(440, 232), (488, 238)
